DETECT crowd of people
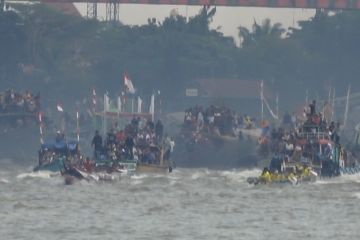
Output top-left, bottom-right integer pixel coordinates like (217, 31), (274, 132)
(182, 105), (256, 143)
(0, 89), (40, 114)
(91, 117), (175, 166)
(258, 100), (357, 176)
(0, 89), (40, 128)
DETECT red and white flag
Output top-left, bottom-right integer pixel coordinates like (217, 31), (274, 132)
(57, 102), (64, 112)
(124, 73), (135, 94)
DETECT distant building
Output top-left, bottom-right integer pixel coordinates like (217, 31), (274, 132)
(183, 78), (274, 116)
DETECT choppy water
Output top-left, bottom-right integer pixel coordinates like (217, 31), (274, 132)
(1, 161), (360, 240)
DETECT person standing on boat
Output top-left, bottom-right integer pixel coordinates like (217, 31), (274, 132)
(125, 135), (135, 160)
(155, 120), (164, 143)
(164, 136), (175, 161)
(91, 130), (103, 160)
(309, 100), (316, 116)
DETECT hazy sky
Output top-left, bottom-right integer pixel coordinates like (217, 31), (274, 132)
(75, 4), (315, 44)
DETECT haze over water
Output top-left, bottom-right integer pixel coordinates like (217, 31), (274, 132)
(1, 160), (360, 240)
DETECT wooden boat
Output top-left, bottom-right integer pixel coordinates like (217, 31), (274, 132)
(33, 141), (69, 173)
(247, 165), (318, 185)
(248, 122), (360, 185)
(136, 147), (173, 174)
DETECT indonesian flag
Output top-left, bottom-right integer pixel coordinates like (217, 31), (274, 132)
(124, 73), (135, 94)
(57, 102), (64, 112)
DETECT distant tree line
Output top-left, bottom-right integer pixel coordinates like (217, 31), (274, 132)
(1, 4), (360, 111)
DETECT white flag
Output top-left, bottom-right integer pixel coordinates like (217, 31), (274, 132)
(137, 96), (142, 113)
(104, 93), (110, 111)
(149, 94), (155, 121)
(117, 96), (122, 113)
(57, 102), (64, 112)
(124, 74), (135, 94)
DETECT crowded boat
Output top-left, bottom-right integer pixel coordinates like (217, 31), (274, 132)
(175, 104), (261, 169)
(248, 100), (360, 185)
(0, 89), (40, 128)
(181, 105), (257, 145)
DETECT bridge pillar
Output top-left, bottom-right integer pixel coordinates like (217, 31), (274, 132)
(106, 0), (120, 22)
(86, 0), (98, 20)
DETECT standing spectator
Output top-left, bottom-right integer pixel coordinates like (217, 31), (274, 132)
(155, 120), (164, 143)
(91, 130), (103, 159)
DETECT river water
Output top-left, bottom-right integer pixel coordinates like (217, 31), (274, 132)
(1, 160), (360, 240)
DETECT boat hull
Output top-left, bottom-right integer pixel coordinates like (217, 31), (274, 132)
(33, 156), (66, 173)
(136, 163), (171, 174)
(247, 175), (316, 185)
(174, 137), (259, 169)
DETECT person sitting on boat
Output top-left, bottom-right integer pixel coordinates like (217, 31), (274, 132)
(260, 168), (271, 183)
(116, 130), (126, 145)
(301, 166), (312, 178)
(91, 130), (103, 160)
(83, 157), (94, 173)
(106, 129), (117, 147)
(287, 170), (297, 183)
(55, 130), (65, 143)
(285, 140), (294, 157)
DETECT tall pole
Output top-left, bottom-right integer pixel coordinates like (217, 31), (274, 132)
(76, 110), (80, 142)
(260, 81), (264, 123)
(331, 87), (336, 122)
(38, 112), (44, 144)
(103, 93), (107, 136)
(276, 92), (279, 120)
(131, 98), (134, 113)
(343, 85), (351, 129)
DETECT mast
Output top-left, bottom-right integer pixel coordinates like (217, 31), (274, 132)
(76, 110), (80, 142)
(260, 80), (264, 123)
(343, 85), (351, 129)
(38, 112), (44, 144)
(331, 87), (336, 122)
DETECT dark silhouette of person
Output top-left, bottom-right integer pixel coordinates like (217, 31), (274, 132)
(125, 136), (134, 160)
(155, 120), (164, 143)
(91, 130), (103, 159)
(309, 100), (316, 116)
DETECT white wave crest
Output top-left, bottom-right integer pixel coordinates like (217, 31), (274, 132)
(0, 178), (9, 183)
(353, 192), (360, 199)
(16, 171), (60, 179)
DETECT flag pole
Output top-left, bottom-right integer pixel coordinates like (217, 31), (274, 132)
(131, 97), (134, 113)
(331, 87), (336, 122)
(76, 110), (80, 142)
(260, 81), (264, 123)
(276, 92), (279, 120)
(38, 112), (44, 144)
(343, 84), (351, 129)
(92, 87), (97, 114)
(103, 93), (107, 136)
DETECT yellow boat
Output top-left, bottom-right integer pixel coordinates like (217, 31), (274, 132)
(136, 149), (173, 174)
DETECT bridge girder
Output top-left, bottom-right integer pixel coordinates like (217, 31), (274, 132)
(35, 0), (360, 11)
